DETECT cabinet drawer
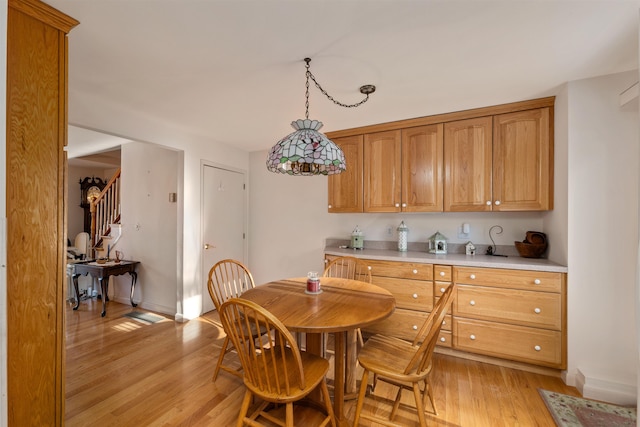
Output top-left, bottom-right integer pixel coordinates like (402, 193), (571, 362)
(437, 330), (452, 348)
(454, 266), (562, 293)
(367, 259), (433, 280)
(372, 276), (433, 311)
(363, 308), (427, 342)
(454, 318), (563, 367)
(454, 285), (561, 329)
(434, 265), (452, 281)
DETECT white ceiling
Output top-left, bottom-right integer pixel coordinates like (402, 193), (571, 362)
(47, 0), (640, 156)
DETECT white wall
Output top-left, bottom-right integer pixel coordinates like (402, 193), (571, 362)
(543, 84), (569, 267)
(562, 70), (639, 404)
(112, 142), (180, 315)
(61, 95), (251, 319)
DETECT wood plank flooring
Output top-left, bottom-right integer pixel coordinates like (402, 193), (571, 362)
(65, 299), (578, 426)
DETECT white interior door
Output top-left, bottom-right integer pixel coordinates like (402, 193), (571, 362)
(202, 165), (246, 313)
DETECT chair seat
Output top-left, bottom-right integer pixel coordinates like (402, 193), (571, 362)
(245, 348), (330, 403)
(358, 334), (430, 384)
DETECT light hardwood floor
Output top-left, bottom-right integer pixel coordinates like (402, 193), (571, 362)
(65, 299), (578, 426)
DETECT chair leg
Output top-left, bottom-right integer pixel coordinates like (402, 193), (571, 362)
(213, 336), (230, 381)
(389, 387), (403, 421)
(285, 402), (294, 427)
(319, 376), (337, 427)
(413, 382), (427, 427)
(356, 328), (364, 347)
(423, 378), (437, 415)
(353, 369), (370, 427)
(237, 389), (252, 427)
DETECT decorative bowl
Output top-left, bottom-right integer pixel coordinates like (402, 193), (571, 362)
(515, 241), (547, 258)
(525, 231), (547, 245)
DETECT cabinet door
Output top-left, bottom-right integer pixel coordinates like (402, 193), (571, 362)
(328, 135), (363, 212)
(364, 130), (402, 212)
(493, 108), (552, 211)
(444, 117), (493, 211)
(401, 124), (443, 212)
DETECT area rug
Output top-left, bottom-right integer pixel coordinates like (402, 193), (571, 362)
(123, 311), (165, 324)
(539, 389), (636, 427)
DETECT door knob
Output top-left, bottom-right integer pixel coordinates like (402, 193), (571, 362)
(204, 243), (216, 250)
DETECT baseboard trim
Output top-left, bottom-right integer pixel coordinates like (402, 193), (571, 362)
(111, 296), (175, 319)
(576, 367), (637, 405)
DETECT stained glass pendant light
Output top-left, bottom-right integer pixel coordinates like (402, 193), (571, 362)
(267, 58), (375, 176)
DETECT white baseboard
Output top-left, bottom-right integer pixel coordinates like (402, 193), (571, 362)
(576, 368), (637, 406)
(111, 296), (175, 319)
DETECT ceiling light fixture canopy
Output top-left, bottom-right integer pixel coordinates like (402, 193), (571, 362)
(267, 57), (376, 176)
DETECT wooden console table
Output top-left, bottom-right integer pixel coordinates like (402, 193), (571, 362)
(72, 260), (140, 317)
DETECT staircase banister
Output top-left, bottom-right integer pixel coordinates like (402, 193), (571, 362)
(94, 167), (121, 205)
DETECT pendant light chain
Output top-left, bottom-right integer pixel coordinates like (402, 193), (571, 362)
(305, 59), (311, 120)
(303, 57), (373, 115)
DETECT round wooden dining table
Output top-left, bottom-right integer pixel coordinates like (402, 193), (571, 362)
(241, 277), (396, 426)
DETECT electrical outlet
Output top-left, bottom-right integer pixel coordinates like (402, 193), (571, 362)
(387, 226), (392, 235)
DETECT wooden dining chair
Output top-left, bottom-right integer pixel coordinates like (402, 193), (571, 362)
(219, 298), (336, 427)
(322, 256), (372, 346)
(207, 259), (260, 382)
(353, 284), (456, 427)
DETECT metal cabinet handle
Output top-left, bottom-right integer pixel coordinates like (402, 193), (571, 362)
(439, 271), (445, 277)
(412, 293), (418, 299)
(469, 300), (476, 306)
(534, 279), (541, 285)
(204, 243), (216, 250)
(470, 334), (476, 340)
(440, 337), (446, 342)
(495, 200), (501, 206)
(413, 269), (418, 274)
(402, 203), (407, 207)
(395, 203), (400, 207)
(470, 274), (476, 280)
(486, 201), (492, 206)
(534, 345), (541, 351)
(328, 204), (332, 209)
(412, 325), (418, 330)
(440, 287), (446, 293)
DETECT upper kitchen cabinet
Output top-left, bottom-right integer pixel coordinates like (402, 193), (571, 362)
(328, 135), (364, 212)
(401, 124), (444, 212)
(493, 108), (553, 211)
(328, 126), (443, 213)
(444, 117), (493, 212)
(326, 97), (554, 214)
(444, 108), (553, 212)
(364, 130), (402, 212)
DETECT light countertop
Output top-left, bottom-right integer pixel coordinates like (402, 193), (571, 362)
(324, 245), (567, 273)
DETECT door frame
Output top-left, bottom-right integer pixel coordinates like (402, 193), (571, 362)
(200, 161), (248, 313)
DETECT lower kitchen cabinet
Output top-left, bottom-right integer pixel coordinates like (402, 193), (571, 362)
(364, 259), (434, 341)
(324, 253), (567, 370)
(453, 265), (566, 369)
